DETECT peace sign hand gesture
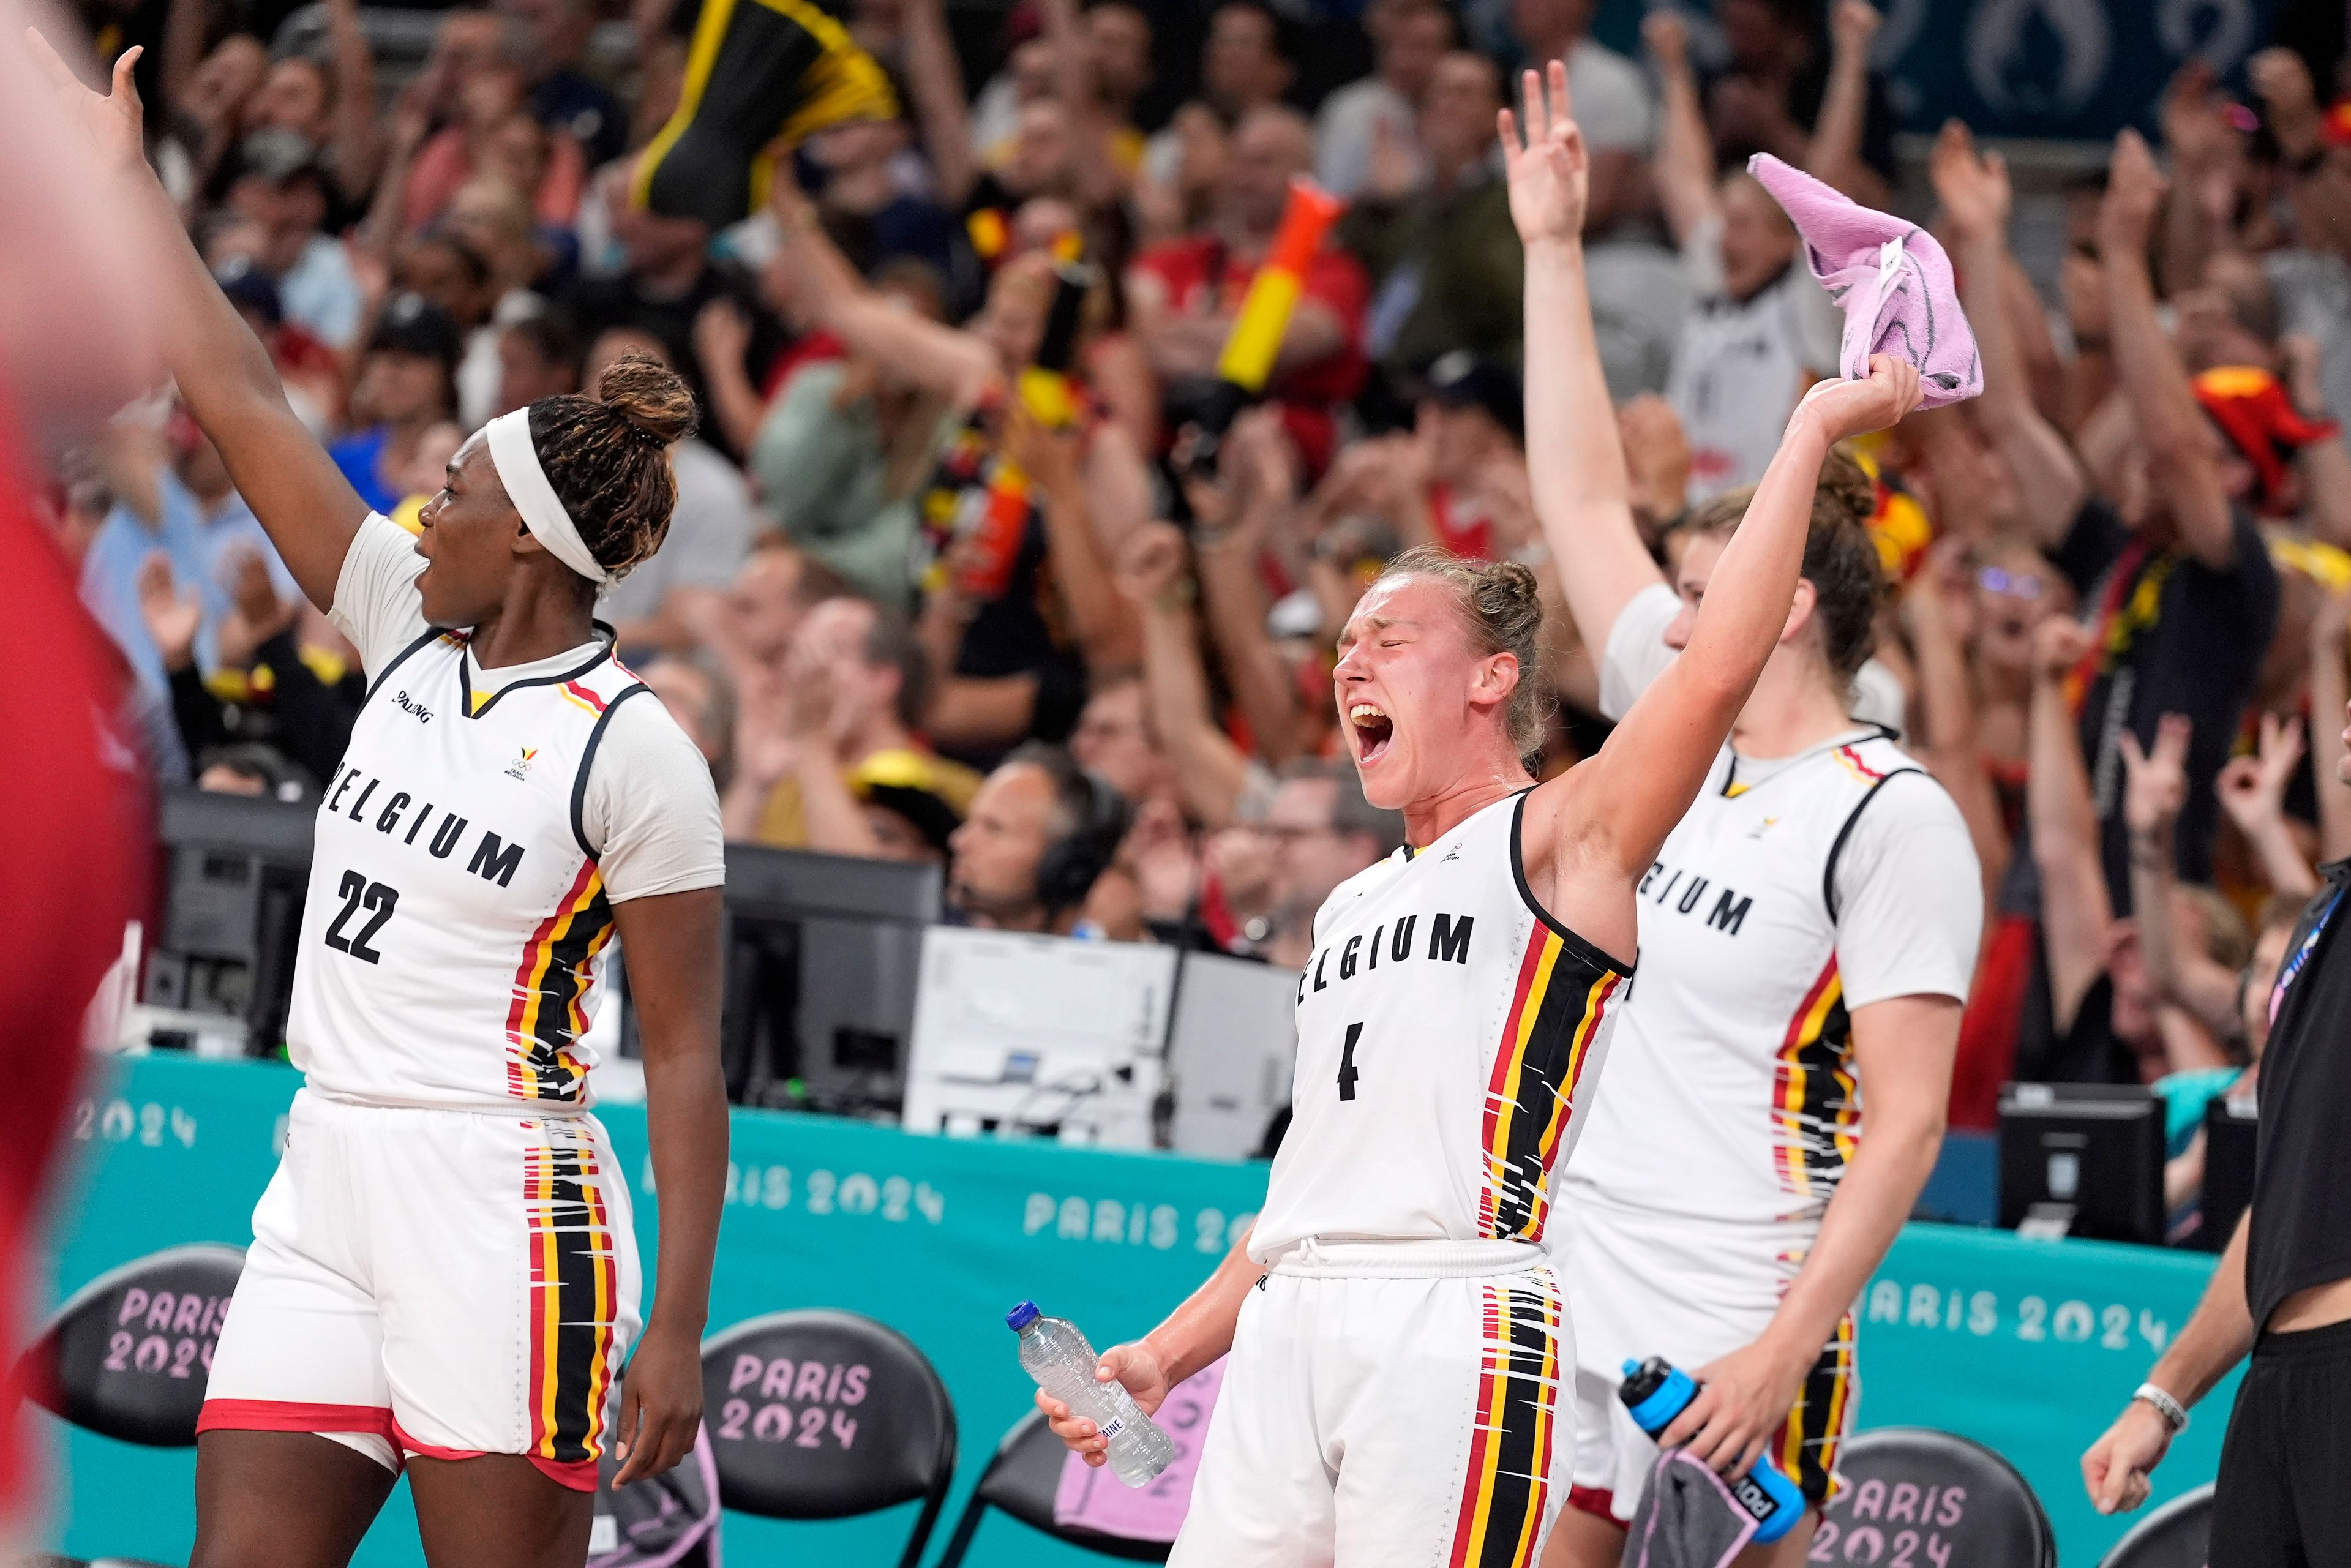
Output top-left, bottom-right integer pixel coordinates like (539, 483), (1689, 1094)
(1499, 59), (1588, 249)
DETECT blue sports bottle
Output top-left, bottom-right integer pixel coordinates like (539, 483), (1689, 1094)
(1618, 1357), (1804, 1544)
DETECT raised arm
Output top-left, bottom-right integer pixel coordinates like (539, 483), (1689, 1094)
(764, 167), (1000, 409)
(321, 0), (383, 200)
(1559, 363), (1919, 900)
(1640, 13), (1720, 253)
(2121, 714), (2246, 1040)
(2101, 130), (2237, 569)
(1901, 544), (2007, 909)
(1929, 121), (2087, 548)
(1804, 0), (1888, 205)
(1115, 523), (1254, 828)
(1010, 408), (1142, 673)
(898, 0), (977, 208)
(1191, 408), (1306, 765)
(2027, 618), (2113, 1031)
(1505, 62), (1666, 656)
(36, 42), (366, 610)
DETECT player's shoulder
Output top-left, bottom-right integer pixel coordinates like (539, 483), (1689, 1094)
(1829, 738), (1973, 868)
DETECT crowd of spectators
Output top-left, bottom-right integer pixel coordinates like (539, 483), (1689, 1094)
(41, 0), (2351, 1225)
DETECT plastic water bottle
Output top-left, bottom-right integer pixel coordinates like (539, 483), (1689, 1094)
(1619, 1357), (1804, 1543)
(1007, 1300), (1176, 1487)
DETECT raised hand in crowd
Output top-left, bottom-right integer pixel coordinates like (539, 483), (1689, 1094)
(137, 553), (202, 674)
(2120, 712), (2192, 844)
(2217, 712), (2320, 898)
(214, 547), (299, 672)
(1500, 61), (1589, 252)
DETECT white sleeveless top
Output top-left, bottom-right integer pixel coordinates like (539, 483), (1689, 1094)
(1249, 792), (1632, 1262)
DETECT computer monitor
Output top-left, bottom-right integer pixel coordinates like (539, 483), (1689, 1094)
(143, 786), (316, 1054)
(901, 928), (1177, 1148)
(1997, 1082), (2165, 1244)
(1165, 952), (1299, 1160)
(716, 843), (940, 1114)
(2196, 1096), (2258, 1252)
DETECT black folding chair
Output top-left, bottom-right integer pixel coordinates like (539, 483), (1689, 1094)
(697, 1310), (956, 1568)
(1820, 1427), (2055, 1568)
(2099, 1482), (2213, 1568)
(27, 1244), (246, 1449)
(932, 1410), (1173, 1567)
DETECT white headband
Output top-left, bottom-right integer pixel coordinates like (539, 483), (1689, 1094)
(485, 409), (612, 586)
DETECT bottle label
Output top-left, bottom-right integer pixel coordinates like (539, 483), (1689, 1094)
(1098, 1416), (1127, 1441)
(1728, 1471), (1773, 1521)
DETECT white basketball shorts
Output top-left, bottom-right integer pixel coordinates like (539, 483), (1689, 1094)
(1555, 1204), (1854, 1523)
(198, 1089), (642, 1490)
(1171, 1238), (1573, 1568)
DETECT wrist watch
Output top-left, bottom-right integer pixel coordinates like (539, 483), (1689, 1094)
(2133, 1382), (2189, 1433)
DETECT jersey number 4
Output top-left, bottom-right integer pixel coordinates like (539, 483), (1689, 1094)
(323, 871), (399, 964)
(1337, 1021), (1363, 1101)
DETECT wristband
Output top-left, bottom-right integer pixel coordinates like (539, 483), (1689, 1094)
(2133, 1382), (2189, 1433)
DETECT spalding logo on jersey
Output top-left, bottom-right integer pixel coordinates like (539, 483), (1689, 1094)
(321, 762), (531, 890)
(1297, 912), (1475, 1004)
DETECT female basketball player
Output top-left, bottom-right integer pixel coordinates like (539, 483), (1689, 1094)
(39, 46), (729, 1568)
(1037, 64), (1921, 1568)
(1505, 68), (1982, 1567)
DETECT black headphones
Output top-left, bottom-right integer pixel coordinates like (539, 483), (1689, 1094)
(1035, 767), (1131, 915)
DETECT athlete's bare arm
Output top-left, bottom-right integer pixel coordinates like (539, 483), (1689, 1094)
(31, 39), (367, 610)
(1503, 64), (1921, 956)
(1041, 1225), (1259, 1463)
(2082, 1210), (2254, 1514)
(1658, 991), (1956, 1477)
(1503, 61), (1662, 655)
(609, 887), (728, 1484)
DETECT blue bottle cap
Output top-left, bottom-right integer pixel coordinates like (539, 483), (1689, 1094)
(1006, 1300), (1041, 1330)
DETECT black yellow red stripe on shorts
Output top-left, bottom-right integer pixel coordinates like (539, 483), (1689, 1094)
(1777, 1310), (1858, 1503)
(1447, 1279), (1563, 1568)
(525, 1122), (621, 1483)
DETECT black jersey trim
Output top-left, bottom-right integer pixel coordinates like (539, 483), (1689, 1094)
(1821, 765), (1926, 920)
(364, 626), (455, 704)
(570, 684), (651, 860)
(460, 641), (618, 722)
(1509, 791), (1635, 978)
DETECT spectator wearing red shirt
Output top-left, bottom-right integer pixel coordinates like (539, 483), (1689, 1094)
(1127, 106), (1369, 475)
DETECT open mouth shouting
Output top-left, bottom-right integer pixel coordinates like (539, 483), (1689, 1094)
(1349, 702), (1395, 765)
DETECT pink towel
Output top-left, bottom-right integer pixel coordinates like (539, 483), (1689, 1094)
(1747, 153), (1982, 408)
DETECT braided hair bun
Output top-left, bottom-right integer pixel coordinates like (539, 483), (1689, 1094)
(526, 352), (702, 581)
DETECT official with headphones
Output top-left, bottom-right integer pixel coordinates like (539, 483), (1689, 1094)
(947, 743), (1131, 934)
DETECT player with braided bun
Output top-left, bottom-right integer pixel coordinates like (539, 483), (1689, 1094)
(1033, 62), (1922, 1566)
(31, 42), (730, 1567)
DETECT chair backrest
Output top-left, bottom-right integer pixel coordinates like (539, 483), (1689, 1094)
(2099, 1483), (2213, 1568)
(698, 1310), (956, 1564)
(27, 1244), (246, 1447)
(1818, 1428), (2055, 1568)
(932, 1411), (1173, 1568)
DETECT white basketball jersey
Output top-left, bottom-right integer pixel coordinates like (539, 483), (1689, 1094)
(287, 628), (649, 1112)
(1561, 732), (1927, 1236)
(1249, 792), (1632, 1261)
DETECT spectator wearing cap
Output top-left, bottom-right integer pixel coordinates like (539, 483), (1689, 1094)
(1130, 105), (1370, 475)
(328, 292), (462, 515)
(1314, 0), (1451, 200)
(1341, 50), (1522, 387)
(724, 595), (983, 859)
(220, 128), (365, 351)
